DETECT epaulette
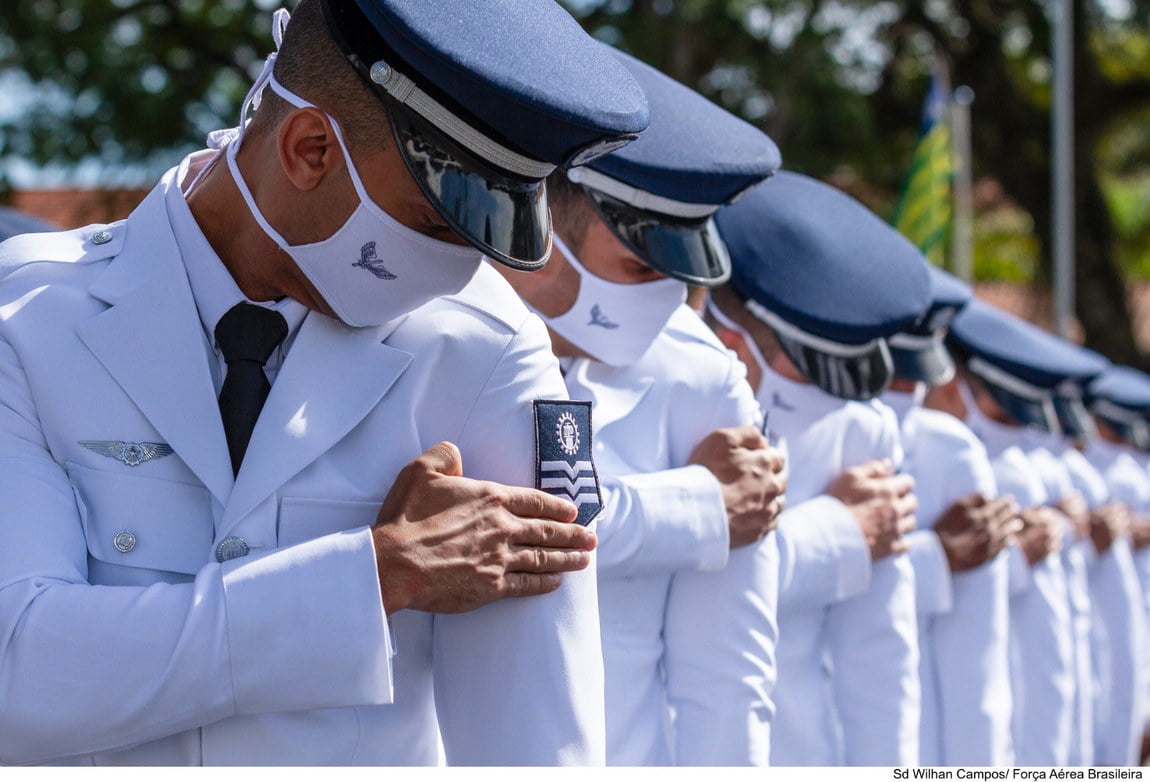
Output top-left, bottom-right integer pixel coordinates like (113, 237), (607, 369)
(0, 222), (126, 282)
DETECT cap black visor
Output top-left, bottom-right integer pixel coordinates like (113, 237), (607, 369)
(1054, 394), (1094, 440)
(775, 331), (894, 401)
(586, 190), (730, 285)
(388, 102), (551, 271)
(890, 335), (955, 387)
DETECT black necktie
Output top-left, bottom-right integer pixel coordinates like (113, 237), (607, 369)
(215, 302), (288, 476)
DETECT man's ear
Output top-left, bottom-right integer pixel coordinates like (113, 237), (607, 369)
(277, 107), (342, 192)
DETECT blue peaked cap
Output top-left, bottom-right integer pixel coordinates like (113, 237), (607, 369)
(888, 265), (972, 385)
(718, 171), (931, 344)
(947, 300), (1108, 388)
(332, 0), (649, 166)
(582, 46), (781, 206)
(912, 265), (972, 334)
(1086, 366), (1150, 412)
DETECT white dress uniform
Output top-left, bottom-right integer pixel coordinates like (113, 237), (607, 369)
(1082, 438), (1149, 764)
(966, 411), (1075, 765)
(1021, 430), (1096, 766)
(0, 162), (605, 766)
(884, 391), (1014, 766)
(765, 365), (919, 766)
(563, 305), (778, 766)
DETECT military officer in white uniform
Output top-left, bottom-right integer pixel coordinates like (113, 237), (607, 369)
(493, 48), (788, 765)
(947, 301), (1083, 765)
(883, 266), (1018, 766)
(0, 0), (653, 765)
(1078, 367), (1150, 765)
(708, 171), (927, 766)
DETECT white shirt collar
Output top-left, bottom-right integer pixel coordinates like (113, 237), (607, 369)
(165, 150), (308, 361)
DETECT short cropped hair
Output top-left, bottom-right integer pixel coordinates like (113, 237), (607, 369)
(546, 172), (599, 256)
(249, 0), (388, 151)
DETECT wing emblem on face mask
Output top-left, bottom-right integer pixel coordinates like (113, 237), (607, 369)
(588, 304), (619, 329)
(353, 241), (398, 280)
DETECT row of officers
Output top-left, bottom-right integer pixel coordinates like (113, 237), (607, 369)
(1, 0), (1148, 767)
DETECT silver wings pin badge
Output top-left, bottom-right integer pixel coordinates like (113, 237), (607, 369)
(79, 441), (174, 467)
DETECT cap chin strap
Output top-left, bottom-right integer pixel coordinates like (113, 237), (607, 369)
(567, 167), (719, 220)
(887, 330), (943, 351)
(967, 356), (1059, 432)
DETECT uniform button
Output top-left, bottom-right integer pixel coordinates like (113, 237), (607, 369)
(90, 229), (113, 245)
(113, 530), (137, 553)
(215, 536), (250, 563)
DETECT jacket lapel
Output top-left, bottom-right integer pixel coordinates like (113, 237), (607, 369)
(76, 182), (234, 505)
(216, 312), (413, 534)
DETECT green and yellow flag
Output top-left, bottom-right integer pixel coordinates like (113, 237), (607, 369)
(891, 68), (953, 265)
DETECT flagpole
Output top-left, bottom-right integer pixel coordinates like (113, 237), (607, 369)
(1052, 0), (1075, 338)
(950, 85), (975, 283)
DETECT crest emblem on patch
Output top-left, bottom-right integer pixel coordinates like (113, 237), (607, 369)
(556, 411), (580, 456)
(353, 241), (398, 280)
(534, 400), (602, 526)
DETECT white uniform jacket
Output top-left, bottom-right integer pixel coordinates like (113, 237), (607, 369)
(565, 305), (779, 766)
(884, 392), (1013, 766)
(968, 414), (1074, 765)
(0, 169), (604, 766)
(767, 367), (919, 766)
(1082, 440), (1148, 765)
(1022, 432), (1095, 766)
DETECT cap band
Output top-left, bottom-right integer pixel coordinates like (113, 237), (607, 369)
(888, 331), (943, 351)
(967, 357), (1051, 402)
(1090, 398), (1147, 427)
(568, 167), (719, 219)
(744, 298), (884, 358)
(367, 59), (555, 180)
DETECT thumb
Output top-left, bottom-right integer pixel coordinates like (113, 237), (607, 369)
(729, 425), (768, 450)
(856, 458), (893, 479)
(419, 441), (464, 477)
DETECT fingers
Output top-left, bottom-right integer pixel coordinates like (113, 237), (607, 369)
(501, 572), (564, 599)
(502, 485), (579, 524)
(855, 459), (894, 480)
(416, 441), (464, 477)
(510, 517), (598, 551)
(507, 545), (592, 574)
(726, 425), (769, 450)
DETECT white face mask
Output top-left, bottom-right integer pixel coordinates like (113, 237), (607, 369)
(705, 296), (770, 397)
(220, 11), (482, 328)
(531, 235), (685, 367)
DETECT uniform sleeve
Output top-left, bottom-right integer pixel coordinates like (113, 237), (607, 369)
(659, 348), (777, 765)
(433, 314), (604, 765)
(776, 496), (872, 610)
(0, 336), (393, 764)
(825, 406), (920, 765)
(1009, 554), (1076, 764)
(595, 466), (730, 578)
(1088, 539), (1147, 765)
(906, 529), (953, 616)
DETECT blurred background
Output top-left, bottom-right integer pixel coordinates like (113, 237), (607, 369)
(1, 0), (1148, 364)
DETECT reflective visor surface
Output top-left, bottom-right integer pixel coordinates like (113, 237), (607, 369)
(588, 192), (730, 285)
(1054, 394), (1094, 440)
(985, 383), (1056, 432)
(389, 105), (551, 270)
(776, 332), (894, 401)
(890, 338), (955, 386)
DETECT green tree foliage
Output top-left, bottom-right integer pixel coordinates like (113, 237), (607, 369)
(3, 0), (1150, 360)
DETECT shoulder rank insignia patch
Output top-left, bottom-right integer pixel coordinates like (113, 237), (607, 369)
(534, 400), (602, 526)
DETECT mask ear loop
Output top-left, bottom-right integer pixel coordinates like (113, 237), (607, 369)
(704, 294), (771, 389)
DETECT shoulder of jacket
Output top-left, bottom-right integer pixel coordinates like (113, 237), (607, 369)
(661, 304), (728, 354)
(909, 406), (985, 452)
(0, 222), (126, 283)
(436, 262), (531, 334)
